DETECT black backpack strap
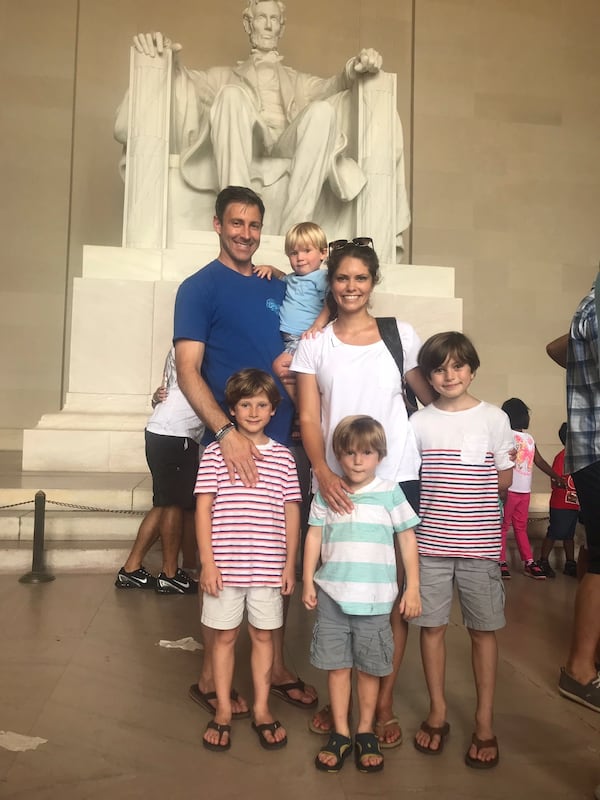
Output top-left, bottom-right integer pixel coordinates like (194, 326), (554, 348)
(376, 317), (418, 415)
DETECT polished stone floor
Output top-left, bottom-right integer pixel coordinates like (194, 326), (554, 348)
(0, 562), (599, 800)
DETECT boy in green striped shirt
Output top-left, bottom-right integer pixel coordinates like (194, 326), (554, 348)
(303, 415), (421, 774)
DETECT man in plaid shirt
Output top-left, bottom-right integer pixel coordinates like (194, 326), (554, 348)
(549, 272), (600, 713)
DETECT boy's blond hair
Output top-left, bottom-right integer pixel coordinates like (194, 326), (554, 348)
(332, 415), (387, 460)
(284, 222), (327, 256)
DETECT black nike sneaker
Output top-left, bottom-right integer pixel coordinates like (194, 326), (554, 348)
(114, 565), (157, 590)
(155, 568), (199, 595)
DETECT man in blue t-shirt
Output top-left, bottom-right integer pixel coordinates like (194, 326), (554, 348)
(174, 185), (318, 721)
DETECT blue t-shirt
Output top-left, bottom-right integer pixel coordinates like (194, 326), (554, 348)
(173, 259), (294, 446)
(280, 270), (328, 335)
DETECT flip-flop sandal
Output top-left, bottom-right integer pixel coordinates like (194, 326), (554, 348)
(464, 733), (499, 769)
(413, 721), (450, 755)
(202, 720), (231, 752)
(270, 678), (318, 709)
(374, 715), (403, 749)
(188, 684), (251, 719)
(354, 732), (384, 773)
(314, 733), (353, 772)
(308, 704), (333, 735)
(251, 720), (288, 750)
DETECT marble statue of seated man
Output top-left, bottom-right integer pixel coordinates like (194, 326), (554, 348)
(114, 0), (406, 236)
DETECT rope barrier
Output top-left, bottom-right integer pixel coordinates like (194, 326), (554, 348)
(0, 498), (145, 515)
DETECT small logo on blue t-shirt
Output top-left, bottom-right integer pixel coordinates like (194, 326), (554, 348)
(266, 298), (281, 315)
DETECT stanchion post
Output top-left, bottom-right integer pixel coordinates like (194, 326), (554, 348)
(19, 491), (55, 584)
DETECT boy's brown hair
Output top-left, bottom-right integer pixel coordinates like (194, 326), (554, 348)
(418, 331), (481, 376)
(284, 222), (327, 256)
(225, 368), (281, 409)
(332, 415), (387, 460)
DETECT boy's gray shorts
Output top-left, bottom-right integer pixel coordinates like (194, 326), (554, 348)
(410, 556), (505, 631)
(310, 589), (393, 677)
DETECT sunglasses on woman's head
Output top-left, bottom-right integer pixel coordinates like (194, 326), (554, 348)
(328, 237), (374, 256)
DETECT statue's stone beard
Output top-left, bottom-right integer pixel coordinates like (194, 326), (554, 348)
(248, 31), (282, 52)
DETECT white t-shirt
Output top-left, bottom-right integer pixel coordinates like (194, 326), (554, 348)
(146, 348), (204, 442)
(291, 320), (422, 486)
(510, 430), (535, 493)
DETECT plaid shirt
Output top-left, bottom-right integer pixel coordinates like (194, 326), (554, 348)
(565, 285), (600, 474)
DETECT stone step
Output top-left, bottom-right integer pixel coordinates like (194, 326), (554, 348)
(0, 466), (152, 572)
(1, 539), (162, 576)
(0, 510), (143, 542)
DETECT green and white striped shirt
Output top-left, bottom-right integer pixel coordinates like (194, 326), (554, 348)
(309, 477), (420, 615)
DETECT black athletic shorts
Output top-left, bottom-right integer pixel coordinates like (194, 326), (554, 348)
(145, 429), (199, 511)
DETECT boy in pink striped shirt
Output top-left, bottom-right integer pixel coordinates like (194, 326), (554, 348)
(195, 369), (301, 753)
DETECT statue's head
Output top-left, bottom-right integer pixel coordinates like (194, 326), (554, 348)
(243, 0), (286, 51)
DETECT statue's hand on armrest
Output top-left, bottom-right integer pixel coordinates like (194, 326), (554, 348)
(132, 31), (182, 57)
(345, 48), (383, 80)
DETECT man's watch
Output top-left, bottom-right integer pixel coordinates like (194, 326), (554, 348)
(214, 422), (235, 442)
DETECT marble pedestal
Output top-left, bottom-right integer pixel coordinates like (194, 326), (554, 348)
(22, 237), (462, 472)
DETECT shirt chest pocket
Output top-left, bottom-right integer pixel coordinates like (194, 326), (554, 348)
(460, 435), (489, 465)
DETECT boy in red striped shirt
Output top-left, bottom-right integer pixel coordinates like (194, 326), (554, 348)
(196, 369), (301, 753)
(409, 332), (514, 770)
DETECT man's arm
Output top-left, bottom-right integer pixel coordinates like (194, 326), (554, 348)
(546, 334), (569, 368)
(175, 339), (261, 486)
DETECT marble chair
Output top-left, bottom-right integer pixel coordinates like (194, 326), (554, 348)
(119, 47), (405, 264)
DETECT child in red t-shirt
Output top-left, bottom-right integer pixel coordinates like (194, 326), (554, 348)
(538, 423), (580, 578)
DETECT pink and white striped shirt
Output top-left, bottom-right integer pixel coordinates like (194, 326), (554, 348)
(195, 439), (301, 586)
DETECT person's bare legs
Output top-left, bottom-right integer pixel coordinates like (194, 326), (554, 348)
(466, 628), (498, 764)
(181, 510), (198, 573)
(271, 594), (317, 705)
(123, 506), (162, 572)
(414, 625), (448, 752)
(565, 572), (600, 684)
(196, 617), (249, 717)
(316, 668), (351, 768)
(356, 670), (384, 768)
(159, 505), (183, 577)
(249, 624), (287, 744)
(375, 604), (407, 746)
(203, 626), (238, 748)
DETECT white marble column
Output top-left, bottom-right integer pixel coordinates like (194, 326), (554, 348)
(122, 47), (172, 249)
(354, 71), (397, 265)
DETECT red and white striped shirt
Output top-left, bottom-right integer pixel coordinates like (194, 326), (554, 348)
(410, 402), (514, 560)
(195, 439), (301, 586)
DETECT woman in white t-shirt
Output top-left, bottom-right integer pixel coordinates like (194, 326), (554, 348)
(291, 238), (434, 748)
